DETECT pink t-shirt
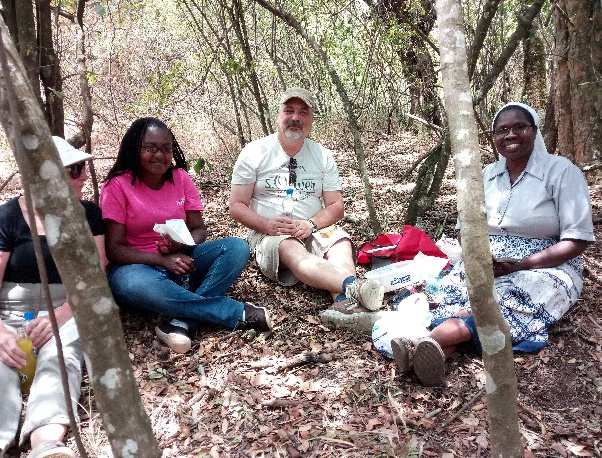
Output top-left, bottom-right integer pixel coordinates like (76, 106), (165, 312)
(100, 169), (204, 253)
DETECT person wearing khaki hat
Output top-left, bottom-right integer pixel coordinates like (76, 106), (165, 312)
(0, 136), (106, 457)
(229, 88), (384, 312)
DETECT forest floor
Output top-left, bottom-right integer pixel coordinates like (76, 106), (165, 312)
(1, 131), (601, 457)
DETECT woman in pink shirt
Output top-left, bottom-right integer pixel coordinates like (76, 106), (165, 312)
(101, 118), (271, 353)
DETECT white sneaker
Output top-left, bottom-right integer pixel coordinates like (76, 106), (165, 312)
(155, 322), (192, 354)
(345, 278), (385, 311)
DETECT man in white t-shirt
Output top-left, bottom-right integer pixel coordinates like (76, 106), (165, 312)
(229, 88), (384, 311)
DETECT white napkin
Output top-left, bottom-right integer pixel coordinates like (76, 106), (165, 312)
(153, 219), (195, 246)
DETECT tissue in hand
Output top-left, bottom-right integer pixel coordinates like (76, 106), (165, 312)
(153, 219), (195, 245)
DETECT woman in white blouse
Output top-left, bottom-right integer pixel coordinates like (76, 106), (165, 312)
(392, 102), (595, 386)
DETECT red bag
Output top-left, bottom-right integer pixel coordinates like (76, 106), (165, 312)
(357, 225), (447, 266)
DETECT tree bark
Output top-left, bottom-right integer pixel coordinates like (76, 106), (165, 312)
(473, 0), (546, 105)
(435, 1), (522, 456)
(36, 0), (65, 136)
(550, 0), (602, 165)
(375, 0), (442, 127)
(467, 0), (503, 80)
(252, 0), (383, 235)
(521, 18), (547, 112)
(229, 0), (273, 135)
(1, 0), (40, 101)
(0, 17), (160, 457)
(75, 0), (98, 204)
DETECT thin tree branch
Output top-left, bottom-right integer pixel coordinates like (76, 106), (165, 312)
(0, 170), (17, 193)
(252, 0), (382, 234)
(474, 0), (546, 105)
(0, 28), (88, 458)
(467, 0), (503, 79)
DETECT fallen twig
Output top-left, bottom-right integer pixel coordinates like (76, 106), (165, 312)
(437, 387), (485, 431)
(251, 351), (337, 372)
(0, 170), (17, 193)
(262, 398), (301, 408)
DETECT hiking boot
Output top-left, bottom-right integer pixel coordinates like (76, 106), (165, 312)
(345, 278), (385, 311)
(330, 298), (371, 315)
(28, 441), (76, 458)
(391, 337), (415, 374)
(319, 309), (392, 334)
(155, 322), (192, 354)
(243, 302), (272, 332)
(413, 337), (445, 386)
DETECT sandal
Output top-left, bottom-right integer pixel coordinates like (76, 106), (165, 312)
(413, 337), (446, 386)
(28, 441), (76, 458)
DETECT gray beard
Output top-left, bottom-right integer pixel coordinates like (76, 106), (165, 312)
(283, 129), (305, 141)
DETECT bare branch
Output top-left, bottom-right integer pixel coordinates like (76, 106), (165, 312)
(474, 0), (546, 104)
(467, 0), (503, 79)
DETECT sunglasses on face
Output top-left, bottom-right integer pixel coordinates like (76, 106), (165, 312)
(66, 161), (86, 179)
(288, 157), (297, 186)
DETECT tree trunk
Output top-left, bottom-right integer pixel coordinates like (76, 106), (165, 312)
(0, 18), (160, 457)
(36, 0), (65, 136)
(1, 0), (40, 100)
(252, 0), (383, 235)
(551, 0), (602, 165)
(435, 1), (522, 456)
(521, 18), (547, 112)
(229, 0), (273, 135)
(375, 0), (442, 127)
(74, 0), (98, 204)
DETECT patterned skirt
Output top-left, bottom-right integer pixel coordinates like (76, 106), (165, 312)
(428, 234), (583, 352)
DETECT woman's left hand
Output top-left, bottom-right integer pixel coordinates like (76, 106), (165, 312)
(156, 235), (189, 255)
(492, 260), (521, 277)
(26, 317), (54, 349)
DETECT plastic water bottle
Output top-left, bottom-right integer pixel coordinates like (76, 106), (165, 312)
(16, 311), (37, 394)
(282, 187), (295, 218)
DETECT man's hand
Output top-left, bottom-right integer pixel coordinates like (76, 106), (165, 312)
(0, 326), (26, 368)
(264, 217), (298, 236)
(26, 317), (54, 349)
(161, 253), (195, 275)
(291, 219), (314, 240)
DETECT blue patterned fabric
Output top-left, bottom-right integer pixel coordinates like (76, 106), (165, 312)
(428, 234), (583, 352)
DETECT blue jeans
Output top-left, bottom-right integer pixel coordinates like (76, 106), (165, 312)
(108, 237), (249, 329)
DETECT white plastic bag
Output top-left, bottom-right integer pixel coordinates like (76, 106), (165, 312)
(436, 235), (462, 264)
(372, 293), (432, 358)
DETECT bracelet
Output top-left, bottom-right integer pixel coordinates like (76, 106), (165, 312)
(307, 219), (319, 233)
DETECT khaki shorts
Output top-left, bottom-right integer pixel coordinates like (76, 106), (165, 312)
(247, 225), (352, 286)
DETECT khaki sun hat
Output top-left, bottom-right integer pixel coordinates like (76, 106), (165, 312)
(52, 136), (91, 167)
(279, 87), (317, 111)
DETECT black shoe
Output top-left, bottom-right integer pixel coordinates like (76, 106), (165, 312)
(155, 322), (192, 353)
(242, 303), (272, 332)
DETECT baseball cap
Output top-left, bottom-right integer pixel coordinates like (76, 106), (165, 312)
(52, 136), (91, 167)
(279, 87), (317, 111)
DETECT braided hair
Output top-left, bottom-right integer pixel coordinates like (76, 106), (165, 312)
(105, 117), (188, 184)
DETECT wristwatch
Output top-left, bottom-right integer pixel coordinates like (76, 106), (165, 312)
(308, 219), (319, 233)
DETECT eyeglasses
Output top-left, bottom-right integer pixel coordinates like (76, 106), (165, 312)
(66, 162), (86, 179)
(288, 157), (297, 186)
(492, 124), (534, 138)
(141, 143), (173, 155)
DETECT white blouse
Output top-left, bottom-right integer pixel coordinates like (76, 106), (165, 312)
(480, 147), (595, 241)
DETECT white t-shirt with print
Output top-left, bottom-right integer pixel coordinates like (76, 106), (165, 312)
(231, 134), (342, 220)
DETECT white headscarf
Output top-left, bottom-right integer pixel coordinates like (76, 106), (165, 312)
(491, 102), (549, 166)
